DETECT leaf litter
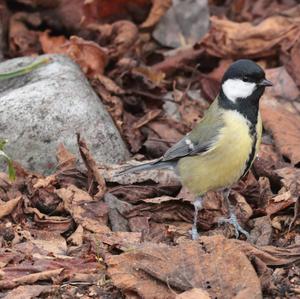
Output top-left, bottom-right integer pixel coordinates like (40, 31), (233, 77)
(1, 0), (300, 298)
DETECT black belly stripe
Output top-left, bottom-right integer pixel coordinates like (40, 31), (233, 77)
(241, 124), (257, 178)
(218, 91), (260, 179)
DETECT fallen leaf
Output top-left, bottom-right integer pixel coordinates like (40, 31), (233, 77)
(176, 288), (211, 299)
(249, 216), (273, 246)
(132, 66), (166, 86)
(13, 0), (59, 8)
(200, 7), (300, 58)
(33, 175), (56, 189)
(104, 193), (132, 232)
(140, 0), (172, 28)
(106, 236), (262, 299)
(67, 224), (83, 247)
(82, 0), (151, 25)
(9, 12), (41, 56)
(77, 133), (106, 199)
(40, 32), (108, 78)
(261, 99), (300, 165)
(88, 231), (142, 251)
(281, 35), (300, 88)
(2, 285), (52, 299)
(0, 268), (63, 290)
(153, 46), (204, 77)
(56, 184), (110, 233)
(133, 109), (162, 129)
(0, 197), (22, 219)
(265, 67), (300, 104)
(30, 229), (68, 257)
(56, 143), (77, 171)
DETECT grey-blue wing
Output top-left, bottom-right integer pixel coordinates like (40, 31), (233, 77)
(162, 136), (212, 161)
(162, 99), (224, 162)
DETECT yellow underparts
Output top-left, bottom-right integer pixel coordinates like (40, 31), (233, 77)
(177, 110), (262, 195)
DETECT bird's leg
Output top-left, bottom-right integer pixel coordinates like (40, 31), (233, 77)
(190, 197), (203, 240)
(219, 189), (250, 239)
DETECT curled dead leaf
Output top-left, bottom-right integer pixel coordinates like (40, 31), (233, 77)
(200, 7), (300, 58)
(55, 184), (110, 233)
(40, 32), (108, 78)
(77, 133), (106, 199)
(140, 0), (172, 28)
(176, 288), (211, 299)
(0, 197), (22, 219)
(56, 143), (77, 171)
(106, 236), (263, 299)
(261, 100), (300, 165)
(9, 12), (41, 56)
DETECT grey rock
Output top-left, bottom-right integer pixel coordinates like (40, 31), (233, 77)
(104, 193), (132, 232)
(0, 55), (129, 174)
(153, 0), (209, 48)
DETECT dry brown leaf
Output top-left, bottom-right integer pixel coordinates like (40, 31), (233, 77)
(261, 100), (300, 165)
(281, 35), (300, 88)
(9, 12), (41, 56)
(233, 239), (300, 266)
(33, 175), (56, 189)
(249, 216), (273, 246)
(265, 67), (300, 104)
(86, 20), (139, 60)
(77, 133), (106, 199)
(39, 30), (67, 52)
(0, 268), (64, 290)
(67, 224), (83, 247)
(40, 32), (108, 78)
(88, 231), (142, 251)
(133, 109), (162, 129)
(132, 66), (166, 86)
(2, 285), (52, 299)
(176, 288), (211, 299)
(55, 184), (110, 233)
(0, 197), (22, 219)
(106, 236), (262, 299)
(82, 0), (151, 24)
(265, 167), (300, 215)
(140, 0), (172, 28)
(91, 76), (124, 131)
(153, 46), (204, 77)
(147, 120), (184, 143)
(56, 143), (77, 171)
(275, 167), (300, 195)
(200, 7), (300, 58)
(30, 229), (68, 257)
(13, 0), (59, 8)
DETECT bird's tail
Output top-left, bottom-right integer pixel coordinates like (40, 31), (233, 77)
(119, 158), (175, 175)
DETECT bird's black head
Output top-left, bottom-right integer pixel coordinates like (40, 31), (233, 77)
(219, 59), (272, 124)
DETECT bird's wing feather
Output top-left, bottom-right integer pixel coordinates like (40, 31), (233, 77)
(162, 98), (224, 162)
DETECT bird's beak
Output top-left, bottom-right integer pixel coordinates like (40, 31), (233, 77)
(258, 78), (273, 87)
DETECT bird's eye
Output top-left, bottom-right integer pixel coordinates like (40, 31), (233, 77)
(243, 76), (250, 82)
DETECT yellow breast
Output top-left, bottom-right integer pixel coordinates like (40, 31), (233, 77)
(177, 110), (262, 195)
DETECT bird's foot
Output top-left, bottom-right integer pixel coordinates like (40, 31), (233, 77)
(190, 224), (199, 240)
(218, 212), (250, 239)
(189, 197), (203, 240)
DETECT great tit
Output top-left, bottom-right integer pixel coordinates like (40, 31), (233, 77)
(121, 59), (272, 239)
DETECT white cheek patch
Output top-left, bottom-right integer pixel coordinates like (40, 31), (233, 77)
(222, 79), (256, 102)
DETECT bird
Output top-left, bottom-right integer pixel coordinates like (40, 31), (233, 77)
(120, 59), (272, 239)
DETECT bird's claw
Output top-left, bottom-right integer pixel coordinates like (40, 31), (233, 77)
(190, 225), (199, 240)
(218, 212), (250, 239)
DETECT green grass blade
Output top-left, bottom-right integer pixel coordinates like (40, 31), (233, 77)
(0, 57), (50, 80)
(0, 149), (16, 181)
